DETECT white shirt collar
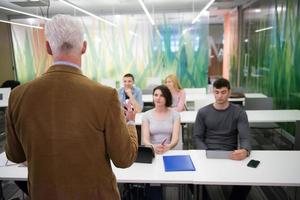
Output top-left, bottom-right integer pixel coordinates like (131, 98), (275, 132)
(53, 61), (80, 69)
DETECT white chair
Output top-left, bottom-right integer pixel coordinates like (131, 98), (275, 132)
(146, 77), (161, 88)
(0, 87), (11, 107)
(185, 88), (206, 95)
(244, 97), (281, 143)
(100, 79), (116, 88)
(194, 98), (214, 111)
(173, 128), (183, 150)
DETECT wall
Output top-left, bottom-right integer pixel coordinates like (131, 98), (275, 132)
(11, 14), (209, 89)
(238, 0), (300, 110)
(0, 23), (15, 85)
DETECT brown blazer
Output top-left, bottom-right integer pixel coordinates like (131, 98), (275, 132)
(5, 65), (138, 200)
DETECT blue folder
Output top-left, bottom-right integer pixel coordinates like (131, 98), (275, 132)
(163, 155), (196, 172)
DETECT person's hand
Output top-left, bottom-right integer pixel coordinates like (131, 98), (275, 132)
(230, 149), (248, 160)
(124, 88), (133, 98)
(124, 100), (136, 122)
(154, 144), (171, 154)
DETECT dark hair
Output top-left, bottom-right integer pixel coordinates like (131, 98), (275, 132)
(152, 85), (172, 107)
(123, 73), (135, 81)
(213, 78), (231, 90)
(1, 80), (20, 89)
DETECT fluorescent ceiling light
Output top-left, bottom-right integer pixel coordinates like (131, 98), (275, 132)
(0, 19), (43, 29)
(181, 27), (193, 36)
(58, 0), (117, 27)
(138, 0), (155, 25)
(255, 26), (273, 32)
(155, 28), (162, 39)
(192, 0), (215, 24)
(254, 9), (261, 13)
(0, 6), (50, 21)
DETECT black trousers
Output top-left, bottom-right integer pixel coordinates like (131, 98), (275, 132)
(228, 185), (251, 200)
(14, 181), (28, 195)
(189, 184), (251, 200)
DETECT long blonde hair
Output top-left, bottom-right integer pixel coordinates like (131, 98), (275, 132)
(164, 74), (183, 91)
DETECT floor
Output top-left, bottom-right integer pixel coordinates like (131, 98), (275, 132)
(0, 113), (299, 200)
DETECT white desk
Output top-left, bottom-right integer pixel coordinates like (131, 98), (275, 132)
(191, 150), (300, 186)
(0, 88), (11, 108)
(112, 150), (197, 184)
(142, 93), (267, 103)
(245, 93), (267, 98)
(1, 150), (300, 187)
(0, 154), (27, 181)
(0, 151), (197, 184)
(135, 110), (300, 125)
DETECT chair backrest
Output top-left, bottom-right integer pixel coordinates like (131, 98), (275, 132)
(194, 98), (214, 111)
(100, 79), (116, 88)
(185, 88), (206, 95)
(231, 87), (245, 94)
(146, 77), (161, 88)
(142, 88), (153, 95)
(294, 120), (300, 150)
(244, 97), (273, 110)
(173, 128), (183, 150)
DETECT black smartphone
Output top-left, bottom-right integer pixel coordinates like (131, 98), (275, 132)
(247, 159), (260, 168)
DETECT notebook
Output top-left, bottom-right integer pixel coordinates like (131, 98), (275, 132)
(163, 155), (196, 172)
(206, 150), (233, 159)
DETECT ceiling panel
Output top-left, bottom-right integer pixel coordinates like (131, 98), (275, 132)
(0, 0), (252, 24)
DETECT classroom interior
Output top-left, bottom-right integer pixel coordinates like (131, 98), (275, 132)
(0, 0), (300, 199)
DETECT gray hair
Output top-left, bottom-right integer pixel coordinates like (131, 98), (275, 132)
(45, 14), (84, 55)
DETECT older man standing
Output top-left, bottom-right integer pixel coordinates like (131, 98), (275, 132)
(5, 15), (137, 200)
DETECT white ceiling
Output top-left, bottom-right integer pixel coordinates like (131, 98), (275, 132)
(0, 0), (252, 24)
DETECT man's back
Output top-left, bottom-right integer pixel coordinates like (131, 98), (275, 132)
(5, 65), (138, 200)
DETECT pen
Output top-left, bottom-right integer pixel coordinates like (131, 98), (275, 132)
(161, 138), (167, 145)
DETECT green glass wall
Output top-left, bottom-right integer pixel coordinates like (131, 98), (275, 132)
(239, 0), (300, 110)
(11, 14), (209, 89)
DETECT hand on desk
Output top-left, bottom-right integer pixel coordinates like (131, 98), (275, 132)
(153, 144), (171, 155)
(230, 149), (248, 160)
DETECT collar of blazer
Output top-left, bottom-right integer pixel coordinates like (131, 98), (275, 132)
(46, 64), (83, 76)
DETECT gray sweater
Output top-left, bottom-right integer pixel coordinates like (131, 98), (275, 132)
(193, 103), (251, 151)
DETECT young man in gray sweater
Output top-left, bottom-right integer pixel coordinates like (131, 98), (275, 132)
(193, 78), (251, 200)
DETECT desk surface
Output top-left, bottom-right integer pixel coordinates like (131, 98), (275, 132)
(0, 88), (11, 108)
(135, 110), (300, 125)
(1, 150), (300, 186)
(142, 93), (267, 103)
(191, 150), (300, 186)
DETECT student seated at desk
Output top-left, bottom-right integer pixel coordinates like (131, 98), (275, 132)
(164, 74), (186, 112)
(118, 73), (143, 113)
(193, 78), (251, 200)
(142, 85), (180, 154)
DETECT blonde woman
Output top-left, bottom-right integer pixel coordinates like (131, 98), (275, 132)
(165, 74), (186, 112)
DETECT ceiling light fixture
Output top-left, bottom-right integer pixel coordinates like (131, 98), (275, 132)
(255, 26), (273, 32)
(58, 0), (117, 27)
(0, 19), (43, 29)
(0, 6), (50, 21)
(155, 28), (162, 39)
(192, 0), (215, 24)
(137, 0), (155, 25)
